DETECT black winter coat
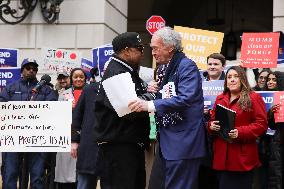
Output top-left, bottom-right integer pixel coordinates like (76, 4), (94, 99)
(72, 82), (101, 175)
(94, 55), (154, 147)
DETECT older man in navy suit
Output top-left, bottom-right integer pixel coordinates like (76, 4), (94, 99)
(129, 27), (206, 189)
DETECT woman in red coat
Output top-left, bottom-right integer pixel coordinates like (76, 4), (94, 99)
(208, 66), (268, 189)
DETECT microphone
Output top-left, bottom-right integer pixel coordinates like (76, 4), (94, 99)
(203, 71), (208, 78)
(32, 74), (51, 93)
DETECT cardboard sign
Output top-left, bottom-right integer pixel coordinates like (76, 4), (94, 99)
(274, 91), (284, 123)
(241, 32), (280, 68)
(0, 48), (18, 67)
(0, 68), (21, 91)
(202, 80), (224, 109)
(92, 44), (113, 75)
(0, 101), (72, 152)
(41, 47), (82, 73)
(174, 26), (224, 70)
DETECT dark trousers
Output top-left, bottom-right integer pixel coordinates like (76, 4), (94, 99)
(162, 157), (201, 189)
(2, 152), (46, 189)
(198, 164), (219, 189)
(218, 170), (254, 189)
(148, 142), (165, 189)
(99, 143), (146, 189)
(77, 173), (98, 189)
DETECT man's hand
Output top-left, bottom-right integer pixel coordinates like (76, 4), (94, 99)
(147, 80), (159, 93)
(71, 142), (79, 159)
(128, 99), (148, 112)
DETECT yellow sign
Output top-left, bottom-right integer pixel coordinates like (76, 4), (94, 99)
(174, 26), (224, 70)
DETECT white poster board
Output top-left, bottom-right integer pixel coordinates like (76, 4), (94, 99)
(0, 101), (72, 152)
(41, 47), (82, 73)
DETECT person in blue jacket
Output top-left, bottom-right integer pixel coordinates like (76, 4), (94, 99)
(129, 27), (207, 189)
(0, 58), (58, 189)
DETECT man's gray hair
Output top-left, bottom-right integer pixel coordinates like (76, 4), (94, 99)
(153, 26), (183, 52)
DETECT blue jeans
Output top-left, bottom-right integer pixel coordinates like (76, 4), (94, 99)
(2, 152), (46, 189)
(77, 173), (98, 189)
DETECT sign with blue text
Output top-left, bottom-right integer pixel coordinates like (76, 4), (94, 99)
(0, 48), (18, 67)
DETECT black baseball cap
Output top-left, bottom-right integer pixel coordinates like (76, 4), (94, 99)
(112, 32), (143, 53)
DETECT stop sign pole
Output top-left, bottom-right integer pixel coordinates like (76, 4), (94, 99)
(146, 15), (166, 35)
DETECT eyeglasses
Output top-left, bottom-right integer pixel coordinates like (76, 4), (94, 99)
(135, 45), (144, 53)
(25, 66), (38, 72)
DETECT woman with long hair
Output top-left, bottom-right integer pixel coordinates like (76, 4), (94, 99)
(265, 71), (284, 189)
(55, 68), (87, 189)
(208, 66), (268, 189)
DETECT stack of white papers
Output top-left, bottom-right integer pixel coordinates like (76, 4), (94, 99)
(102, 72), (138, 117)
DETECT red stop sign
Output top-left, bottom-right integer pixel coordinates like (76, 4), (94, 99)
(146, 15), (166, 35)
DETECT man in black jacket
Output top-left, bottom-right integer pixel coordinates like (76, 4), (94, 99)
(93, 32), (153, 189)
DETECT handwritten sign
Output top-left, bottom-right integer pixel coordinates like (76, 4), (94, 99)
(174, 26), (224, 70)
(241, 32), (280, 68)
(0, 101), (72, 152)
(274, 91), (284, 123)
(41, 47), (82, 73)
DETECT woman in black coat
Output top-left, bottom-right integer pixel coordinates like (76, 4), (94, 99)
(71, 82), (107, 189)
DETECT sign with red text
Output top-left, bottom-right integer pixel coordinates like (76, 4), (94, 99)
(146, 15), (166, 35)
(241, 33), (280, 68)
(0, 101), (72, 152)
(274, 91), (284, 123)
(174, 26), (224, 70)
(41, 47), (82, 73)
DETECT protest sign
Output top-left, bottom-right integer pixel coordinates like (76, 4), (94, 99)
(202, 80), (224, 109)
(241, 32), (280, 68)
(256, 91), (275, 112)
(149, 114), (156, 140)
(92, 44), (113, 74)
(0, 68), (21, 91)
(278, 32), (284, 67)
(0, 101), (72, 152)
(174, 26), (224, 70)
(274, 91), (284, 123)
(0, 48), (18, 67)
(81, 58), (95, 79)
(41, 47), (82, 73)
(256, 91), (280, 135)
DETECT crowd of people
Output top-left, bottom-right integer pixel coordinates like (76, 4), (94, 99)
(0, 26), (283, 189)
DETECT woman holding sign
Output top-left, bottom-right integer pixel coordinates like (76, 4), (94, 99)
(208, 66), (267, 189)
(264, 71), (284, 189)
(55, 68), (87, 189)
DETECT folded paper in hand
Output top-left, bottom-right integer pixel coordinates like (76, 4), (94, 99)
(215, 104), (236, 142)
(102, 72), (138, 117)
